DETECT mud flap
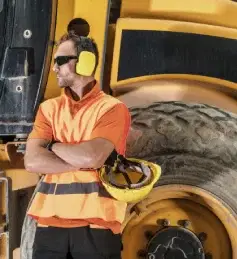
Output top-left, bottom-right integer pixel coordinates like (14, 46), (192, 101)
(20, 177), (43, 259)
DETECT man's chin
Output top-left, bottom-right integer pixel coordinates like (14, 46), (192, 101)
(57, 79), (67, 88)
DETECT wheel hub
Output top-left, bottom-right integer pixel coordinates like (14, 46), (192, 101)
(147, 227), (205, 259)
(122, 186), (234, 259)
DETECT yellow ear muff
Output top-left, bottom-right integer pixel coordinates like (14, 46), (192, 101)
(76, 51), (96, 76)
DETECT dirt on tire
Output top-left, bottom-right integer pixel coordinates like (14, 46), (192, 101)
(127, 101), (237, 212)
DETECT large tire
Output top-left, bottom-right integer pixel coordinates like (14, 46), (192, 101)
(127, 102), (237, 212)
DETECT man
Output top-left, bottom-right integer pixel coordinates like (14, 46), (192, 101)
(24, 31), (131, 259)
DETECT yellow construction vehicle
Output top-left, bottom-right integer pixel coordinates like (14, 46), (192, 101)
(1, 0), (237, 258)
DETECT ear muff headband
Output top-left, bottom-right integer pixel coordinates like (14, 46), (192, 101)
(76, 36), (96, 76)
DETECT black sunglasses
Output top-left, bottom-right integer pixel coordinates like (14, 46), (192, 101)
(54, 56), (78, 66)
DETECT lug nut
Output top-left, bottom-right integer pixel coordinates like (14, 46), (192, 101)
(156, 219), (162, 225)
(163, 219), (170, 227)
(178, 219), (190, 228)
(156, 218), (170, 227)
(137, 249), (146, 258)
(183, 220), (190, 228)
(198, 232), (207, 242)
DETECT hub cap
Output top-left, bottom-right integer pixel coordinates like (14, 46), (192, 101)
(147, 227), (205, 259)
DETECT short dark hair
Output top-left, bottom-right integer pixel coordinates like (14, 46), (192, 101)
(56, 31), (99, 71)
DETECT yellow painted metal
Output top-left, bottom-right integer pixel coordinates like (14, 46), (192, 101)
(44, 0), (110, 100)
(0, 171), (7, 259)
(0, 234), (7, 259)
(110, 18), (237, 91)
(122, 185), (237, 259)
(99, 158), (161, 203)
(0, 172), (6, 217)
(0, 144), (39, 191)
(44, 0), (75, 100)
(121, 0), (237, 29)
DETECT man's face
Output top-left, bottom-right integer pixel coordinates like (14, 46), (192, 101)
(53, 40), (78, 88)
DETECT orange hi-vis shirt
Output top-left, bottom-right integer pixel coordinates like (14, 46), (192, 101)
(27, 82), (131, 234)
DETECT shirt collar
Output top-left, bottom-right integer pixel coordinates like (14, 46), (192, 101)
(63, 81), (101, 103)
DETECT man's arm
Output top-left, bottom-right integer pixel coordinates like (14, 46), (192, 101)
(24, 139), (78, 174)
(52, 138), (114, 169)
(24, 104), (78, 174)
(52, 103), (131, 169)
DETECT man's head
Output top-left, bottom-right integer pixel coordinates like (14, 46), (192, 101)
(53, 31), (98, 88)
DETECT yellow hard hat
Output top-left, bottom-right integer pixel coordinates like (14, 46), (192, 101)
(99, 151), (161, 203)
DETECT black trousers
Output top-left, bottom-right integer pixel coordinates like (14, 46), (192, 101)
(33, 226), (123, 259)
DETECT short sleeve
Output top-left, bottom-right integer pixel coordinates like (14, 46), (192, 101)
(90, 103), (131, 155)
(28, 105), (53, 140)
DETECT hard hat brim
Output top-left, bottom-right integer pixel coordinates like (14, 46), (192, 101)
(99, 158), (161, 203)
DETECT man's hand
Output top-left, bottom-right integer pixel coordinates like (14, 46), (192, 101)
(24, 139), (78, 174)
(52, 138), (115, 169)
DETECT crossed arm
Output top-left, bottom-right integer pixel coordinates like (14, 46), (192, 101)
(24, 138), (115, 174)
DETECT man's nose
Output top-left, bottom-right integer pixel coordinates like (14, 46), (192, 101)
(53, 63), (59, 72)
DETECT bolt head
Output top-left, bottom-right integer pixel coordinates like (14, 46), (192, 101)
(163, 219), (170, 227)
(16, 85), (23, 92)
(156, 219), (170, 227)
(23, 29), (32, 39)
(183, 220), (190, 228)
(198, 232), (207, 242)
(178, 219), (191, 228)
